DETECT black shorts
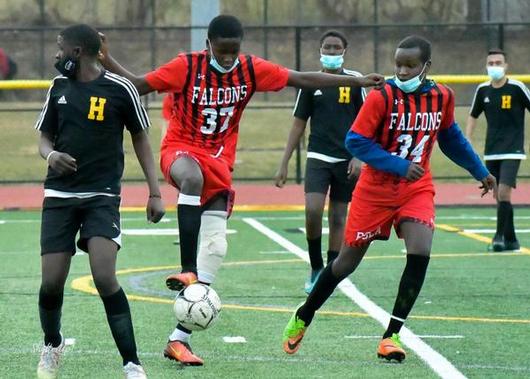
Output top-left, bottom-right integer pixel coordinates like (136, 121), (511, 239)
(485, 159), (521, 188)
(40, 196), (122, 255)
(304, 158), (356, 203)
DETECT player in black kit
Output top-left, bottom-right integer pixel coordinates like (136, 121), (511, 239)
(466, 49), (530, 252)
(275, 30), (364, 293)
(35, 24), (165, 379)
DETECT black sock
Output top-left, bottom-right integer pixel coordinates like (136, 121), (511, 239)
(297, 264), (344, 325)
(177, 204), (202, 274)
(503, 201), (517, 242)
(326, 250), (339, 264)
(101, 288), (140, 366)
(383, 254), (430, 339)
(307, 236), (323, 271)
(39, 288), (63, 347)
(496, 201), (510, 239)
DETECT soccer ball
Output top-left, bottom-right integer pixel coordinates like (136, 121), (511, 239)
(173, 283), (221, 331)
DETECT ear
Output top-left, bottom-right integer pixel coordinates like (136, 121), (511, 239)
(72, 46), (82, 59)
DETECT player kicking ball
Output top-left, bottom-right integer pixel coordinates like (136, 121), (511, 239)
(282, 35), (496, 362)
(98, 14), (383, 366)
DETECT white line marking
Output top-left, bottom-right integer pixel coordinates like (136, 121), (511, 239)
(243, 217), (467, 379)
(122, 228), (237, 236)
(344, 335), (464, 339)
(223, 336), (247, 343)
(463, 229), (530, 234)
(258, 250), (289, 255)
(437, 216), (530, 220)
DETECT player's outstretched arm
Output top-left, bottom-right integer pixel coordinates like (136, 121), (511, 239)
(98, 33), (154, 95)
(131, 131), (165, 223)
(287, 71), (384, 90)
(275, 117), (307, 188)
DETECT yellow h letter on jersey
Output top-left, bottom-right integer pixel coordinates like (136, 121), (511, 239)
(88, 97), (107, 121)
(338, 87), (351, 103)
(501, 95), (511, 109)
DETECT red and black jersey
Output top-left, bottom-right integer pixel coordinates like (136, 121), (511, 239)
(145, 50), (289, 167)
(351, 81), (455, 173)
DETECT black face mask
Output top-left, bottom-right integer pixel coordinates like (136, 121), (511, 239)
(54, 55), (78, 78)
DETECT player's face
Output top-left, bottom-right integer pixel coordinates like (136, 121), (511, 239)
(320, 36), (345, 56)
(207, 37), (241, 70)
(486, 54), (507, 69)
(394, 47), (428, 81)
(55, 35), (79, 63)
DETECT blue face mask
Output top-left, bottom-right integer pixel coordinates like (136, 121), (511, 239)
(394, 63), (427, 93)
(320, 51), (344, 70)
(487, 66), (505, 81)
(208, 40), (239, 74)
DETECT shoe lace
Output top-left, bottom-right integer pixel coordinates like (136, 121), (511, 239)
(390, 333), (402, 347)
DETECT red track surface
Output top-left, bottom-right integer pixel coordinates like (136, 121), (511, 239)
(0, 182), (528, 210)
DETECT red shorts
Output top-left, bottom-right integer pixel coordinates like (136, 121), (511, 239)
(160, 143), (235, 215)
(344, 169), (435, 247)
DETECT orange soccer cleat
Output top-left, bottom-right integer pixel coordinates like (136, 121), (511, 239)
(163, 340), (204, 366)
(166, 272), (198, 291)
(377, 333), (406, 362)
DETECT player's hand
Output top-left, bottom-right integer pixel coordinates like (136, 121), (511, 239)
(48, 151), (77, 175)
(98, 32), (110, 61)
(347, 158), (362, 180)
(274, 164), (288, 188)
(359, 73), (385, 89)
(146, 196), (165, 223)
(405, 163), (425, 181)
(479, 174), (497, 198)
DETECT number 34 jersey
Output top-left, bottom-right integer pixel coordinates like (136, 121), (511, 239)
(351, 81), (455, 176)
(145, 51), (289, 167)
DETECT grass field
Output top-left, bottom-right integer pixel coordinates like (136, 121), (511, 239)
(1, 104), (529, 182)
(1, 207), (530, 378)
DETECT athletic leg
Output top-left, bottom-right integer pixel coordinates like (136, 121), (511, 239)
(327, 200), (348, 263)
(166, 156), (204, 290)
(377, 222), (432, 362)
(165, 196), (228, 366)
(304, 193), (326, 293)
(88, 237), (140, 367)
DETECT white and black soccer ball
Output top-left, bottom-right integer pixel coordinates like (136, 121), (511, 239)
(173, 283), (221, 331)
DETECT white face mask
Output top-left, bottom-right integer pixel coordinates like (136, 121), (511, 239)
(487, 66), (505, 81)
(207, 39), (239, 74)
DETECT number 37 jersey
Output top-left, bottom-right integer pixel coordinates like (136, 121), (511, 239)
(351, 81), (455, 175)
(145, 51), (289, 167)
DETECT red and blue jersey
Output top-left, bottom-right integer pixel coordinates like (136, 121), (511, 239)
(346, 80), (488, 181)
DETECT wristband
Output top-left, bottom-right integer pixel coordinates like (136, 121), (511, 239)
(46, 151), (57, 165)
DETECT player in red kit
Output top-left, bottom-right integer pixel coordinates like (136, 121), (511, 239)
(282, 35), (497, 362)
(99, 15), (384, 365)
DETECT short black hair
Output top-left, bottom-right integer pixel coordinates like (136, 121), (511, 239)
(397, 35), (431, 63)
(208, 15), (244, 40)
(320, 30), (348, 49)
(488, 48), (506, 58)
(59, 24), (101, 57)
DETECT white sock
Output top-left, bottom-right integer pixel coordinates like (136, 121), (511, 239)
(169, 327), (191, 342)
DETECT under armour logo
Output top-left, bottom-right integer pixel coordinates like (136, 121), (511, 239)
(394, 99), (404, 105)
(197, 73), (205, 80)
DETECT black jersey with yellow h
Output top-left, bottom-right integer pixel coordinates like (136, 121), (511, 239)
(35, 71), (150, 194)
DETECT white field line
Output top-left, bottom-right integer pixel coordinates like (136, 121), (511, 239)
(121, 228), (237, 236)
(243, 217), (467, 379)
(344, 335), (464, 339)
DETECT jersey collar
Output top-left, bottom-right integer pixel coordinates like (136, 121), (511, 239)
(386, 78), (436, 94)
